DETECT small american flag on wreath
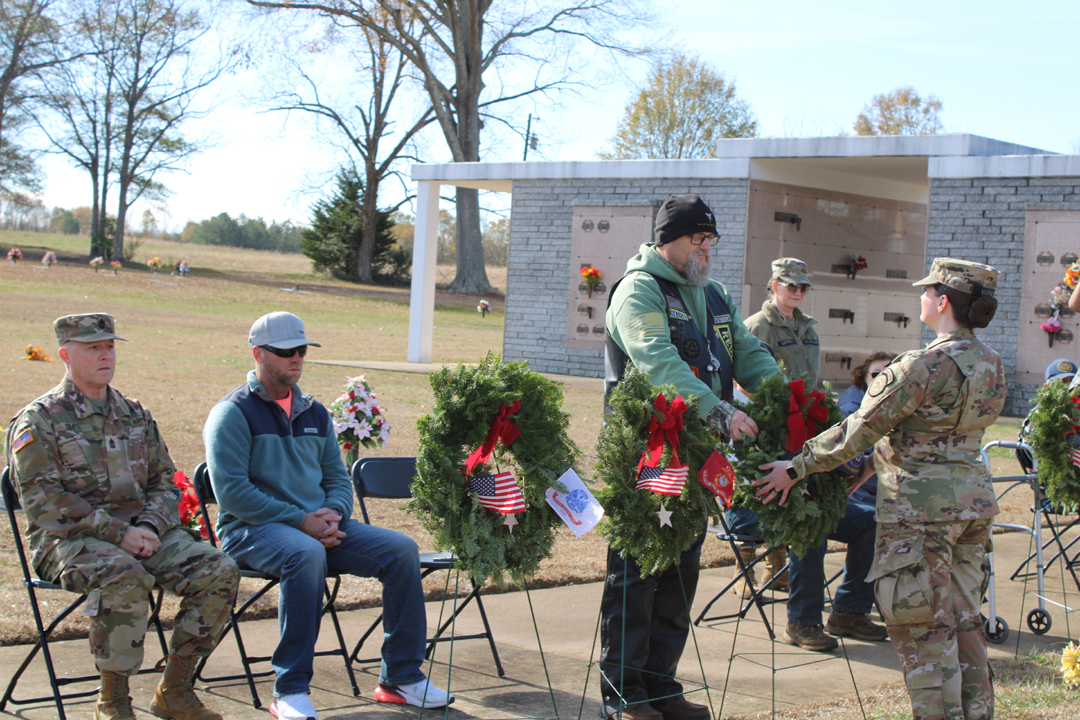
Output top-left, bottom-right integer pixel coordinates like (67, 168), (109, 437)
(1069, 431), (1080, 468)
(636, 464), (688, 496)
(468, 471), (527, 513)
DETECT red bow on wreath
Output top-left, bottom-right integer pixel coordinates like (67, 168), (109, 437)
(638, 393), (687, 473)
(464, 400), (522, 475)
(784, 379), (829, 453)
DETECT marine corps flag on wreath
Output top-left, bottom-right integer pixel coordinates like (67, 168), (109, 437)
(697, 451), (736, 508)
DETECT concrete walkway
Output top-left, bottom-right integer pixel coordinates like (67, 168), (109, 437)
(1, 527), (1077, 720)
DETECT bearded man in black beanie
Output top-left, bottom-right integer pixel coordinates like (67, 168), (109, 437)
(600, 194), (781, 720)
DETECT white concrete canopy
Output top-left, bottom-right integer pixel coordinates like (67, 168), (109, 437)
(406, 134), (1059, 363)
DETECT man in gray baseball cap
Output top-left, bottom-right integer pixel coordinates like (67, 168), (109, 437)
(206, 312), (452, 719)
(248, 311), (322, 350)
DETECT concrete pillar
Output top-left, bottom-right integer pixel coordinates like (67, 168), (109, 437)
(408, 181), (440, 363)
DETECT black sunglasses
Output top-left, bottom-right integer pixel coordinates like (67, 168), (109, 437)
(783, 282), (811, 293)
(260, 345), (307, 359)
(690, 233), (719, 246)
(869, 371), (881, 379)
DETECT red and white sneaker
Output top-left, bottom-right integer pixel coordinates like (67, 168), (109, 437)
(269, 693), (317, 720)
(375, 679), (454, 708)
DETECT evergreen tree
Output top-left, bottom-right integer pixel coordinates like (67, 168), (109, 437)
(301, 168), (404, 284)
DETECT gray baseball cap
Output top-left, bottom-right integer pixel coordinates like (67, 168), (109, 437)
(248, 312), (321, 349)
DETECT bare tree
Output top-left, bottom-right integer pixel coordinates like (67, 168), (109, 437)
(266, 11), (433, 283)
(248, 0), (649, 294)
(0, 0), (78, 202)
(39, 0), (231, 259)
(108, 0), (230, 260)
(37, 11), (119, 256)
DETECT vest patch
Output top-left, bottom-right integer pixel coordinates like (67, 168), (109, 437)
(683, 338), (700, 358)
(777, 339), (796, 347)
(714, 314), (731, 324)
(803, 338), (820, 346)
(669, 308), (690, 322)
(304, 427), (319, 433)
(718, 326), (733, 359)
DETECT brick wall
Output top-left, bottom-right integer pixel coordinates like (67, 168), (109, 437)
(926, 177), (1080, 416)
(503, 179), (750, 376)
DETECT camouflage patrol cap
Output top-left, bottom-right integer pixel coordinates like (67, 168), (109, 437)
(771, 257), (812, 286)
(913, 258), (998, 296)
(53, 313), (127, 346)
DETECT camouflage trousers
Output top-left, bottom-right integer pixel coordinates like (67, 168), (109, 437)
(872, 519), (994, 720)
(44, 528), (239, 675)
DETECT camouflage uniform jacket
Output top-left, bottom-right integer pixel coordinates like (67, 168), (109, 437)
(5, 377), (179, 575)
(791, 328), (1007, 523)
(744, 299), (820, 389)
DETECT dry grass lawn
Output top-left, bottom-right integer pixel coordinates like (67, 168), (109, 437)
(730, 654), (1078, 720)
(0, 230), (1058, 656)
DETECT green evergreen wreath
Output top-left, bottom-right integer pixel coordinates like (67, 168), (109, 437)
(408, 353), (581, 587)
(594, 366), (720, 577)
(1027, 379), (1080, 511)
(720, 372), (849, 558)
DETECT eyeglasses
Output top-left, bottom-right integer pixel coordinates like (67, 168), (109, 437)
(783, 282), (811, 294)
(690, 233), (719, 246)
(260, 345), (307, 359)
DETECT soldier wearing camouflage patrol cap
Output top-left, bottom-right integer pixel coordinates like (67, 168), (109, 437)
(5, 313), (239, 720)
(755, 258), (1007, 720)
(742, 258), (885, 652)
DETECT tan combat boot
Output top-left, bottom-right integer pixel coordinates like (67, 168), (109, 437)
(96, 671), (137, 719)
(732, 543), (758, 599)
(760, 546), (789, 592)
(150, 654), (222, 720)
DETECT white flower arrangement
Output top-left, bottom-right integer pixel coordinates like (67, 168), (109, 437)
(329, 375), (389, 451)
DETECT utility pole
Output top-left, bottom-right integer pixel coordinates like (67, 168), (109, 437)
(523, 114), (539, 160)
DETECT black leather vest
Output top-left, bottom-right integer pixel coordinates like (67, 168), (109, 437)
(604, 272), (734, 413)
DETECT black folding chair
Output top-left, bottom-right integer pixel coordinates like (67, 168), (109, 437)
(1, 467), (169, 720)
(191, 462), (360, 708)
(350, 456), (504, 676)
(693, 513), (788, 640)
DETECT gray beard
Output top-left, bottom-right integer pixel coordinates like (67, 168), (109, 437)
(682, 254), (711, 286)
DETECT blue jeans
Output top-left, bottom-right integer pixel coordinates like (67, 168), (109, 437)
(221, 518), (426, 695)
(788, 499), (876, 625)
(725, 500), (876, 624)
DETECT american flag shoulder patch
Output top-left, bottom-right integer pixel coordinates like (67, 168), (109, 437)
(11, 429), (34, 454)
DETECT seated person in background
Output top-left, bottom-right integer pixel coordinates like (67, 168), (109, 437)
(838, 351), (896, 416)
(204, 312), (452, 720)
(6, 313), (239, 720)
(838, 351), (896, 506)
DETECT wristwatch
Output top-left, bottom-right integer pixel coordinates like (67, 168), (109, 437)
(786, 465), (799, 480)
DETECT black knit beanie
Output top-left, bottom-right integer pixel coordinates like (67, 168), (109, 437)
(654, 194), (716, 246)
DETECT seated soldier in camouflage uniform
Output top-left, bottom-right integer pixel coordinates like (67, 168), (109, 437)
(6, 313), (240, 720)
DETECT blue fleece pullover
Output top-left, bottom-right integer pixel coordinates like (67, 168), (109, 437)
(203, 370), (354, 541)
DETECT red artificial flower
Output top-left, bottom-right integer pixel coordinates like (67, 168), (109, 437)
(343, 442), (353, 451)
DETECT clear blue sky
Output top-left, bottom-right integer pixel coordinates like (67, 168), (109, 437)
(38, 0), (1080, 231)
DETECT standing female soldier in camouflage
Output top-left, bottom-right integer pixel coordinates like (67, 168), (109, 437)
(754, 258), (1007, 720)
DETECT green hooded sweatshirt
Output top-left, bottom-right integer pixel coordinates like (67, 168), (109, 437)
(606, 243), (781, 420)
